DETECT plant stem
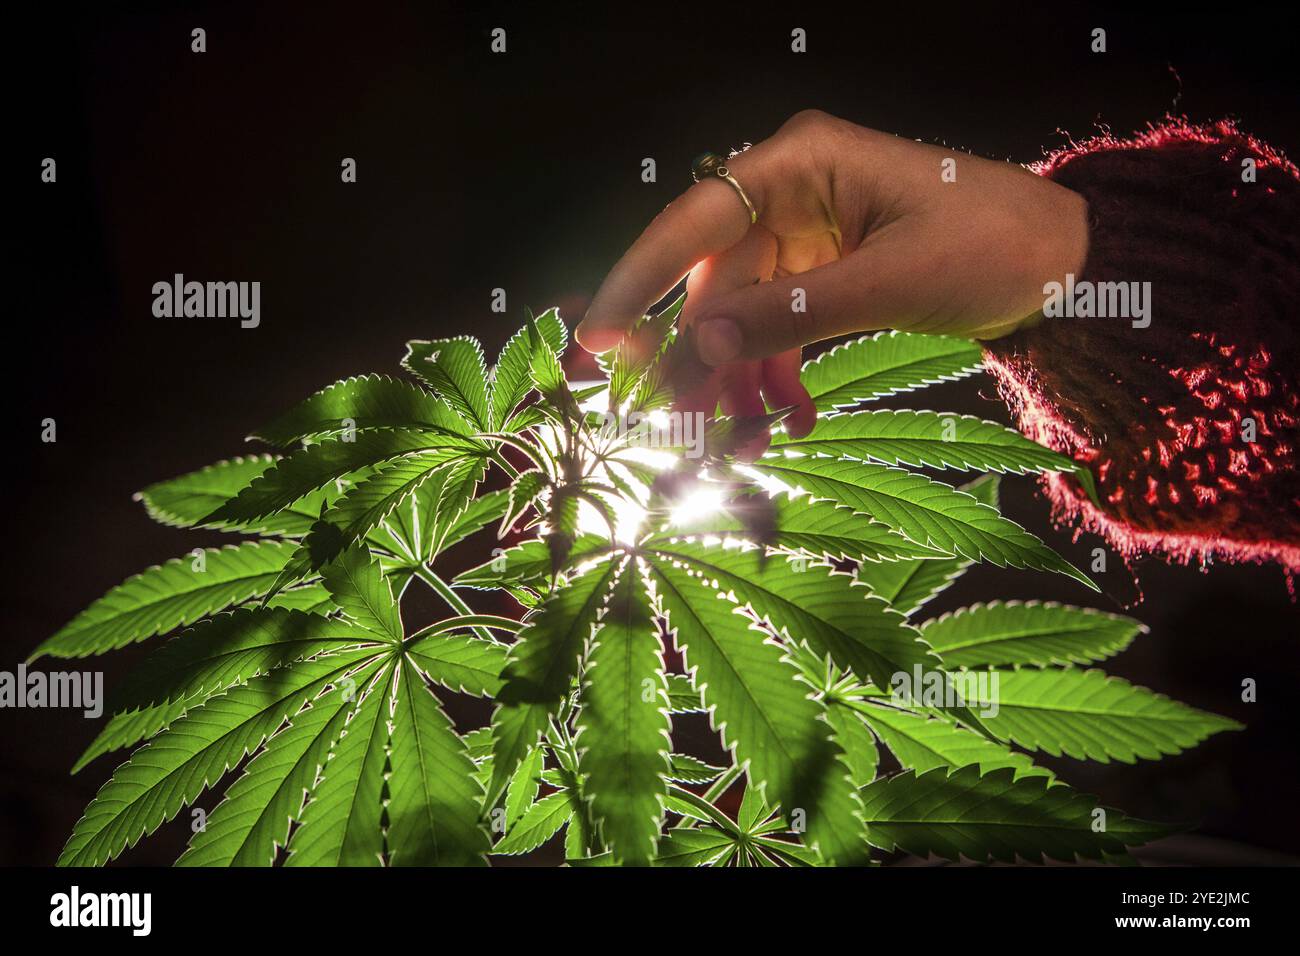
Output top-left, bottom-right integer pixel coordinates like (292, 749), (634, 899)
(414, 565), (494, 643)
(403, 614), (520, 646)
(488, 448), (520, 480)
(702, 762), (744, 804)
(667, 785), (740, 834)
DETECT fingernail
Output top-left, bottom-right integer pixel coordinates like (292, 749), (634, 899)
(696, 319), (742, 365)
(575, 320), (620, 354)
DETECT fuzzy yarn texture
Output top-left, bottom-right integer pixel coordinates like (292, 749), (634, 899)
(983, 119), (1300, 573)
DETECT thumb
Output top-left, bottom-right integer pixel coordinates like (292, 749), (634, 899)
(690, 241), (920, 365)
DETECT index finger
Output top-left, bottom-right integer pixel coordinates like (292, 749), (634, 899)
(575, 150), (770, 353)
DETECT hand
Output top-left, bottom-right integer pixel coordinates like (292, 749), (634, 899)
(575, 110), (1089, 457)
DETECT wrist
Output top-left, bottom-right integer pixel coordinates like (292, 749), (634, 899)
(1041, 180), (1091, 289)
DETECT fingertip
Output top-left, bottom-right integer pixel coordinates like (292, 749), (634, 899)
(574, 319), (624, 354)
(783, 392), (817, 439)
(735, 432), (771, 463)
(760, 353), (817, 439)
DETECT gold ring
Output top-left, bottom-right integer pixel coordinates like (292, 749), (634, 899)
(691, 152), (758, 224)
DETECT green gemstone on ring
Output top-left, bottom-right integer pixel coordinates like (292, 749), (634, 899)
(691, 152), (725, 183)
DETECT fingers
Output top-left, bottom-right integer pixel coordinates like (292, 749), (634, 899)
(576, 148), (777, 354)
(760, 350), (816, 439)
(690, 231), (923, 364)
(717, 360), (770, 461)
(671, 228), (777, 433)
(678, 225), (779, 327)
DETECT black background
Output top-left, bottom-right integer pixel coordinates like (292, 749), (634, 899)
(7, 0), (1298, 866)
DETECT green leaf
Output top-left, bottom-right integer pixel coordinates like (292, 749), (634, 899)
(335, 452), (468, 549)
(654, 827), (735, 867)
(490, 308), (567, 430)
(652, 492), (945, 564)
(57, 651), (377, 866)
(665, 673), (705, 713)
(462, 727), (494, 760)
(134, 455), (339, 536)
(960, 668), (1242, 763)
(453, 535), (612, 590)
(545, 487), (582, 577)
(204, 429), (478, 524)
(753, 457), (1095, 589)
(386, 660), (490, 865)
(771, 409), (1085, 476)
(527, 319), (567, 400)
(373, 463), (500, 564)
(417, 454), (487, 542)
(177, 670), (370, 865)
(665, 785), (739, 831)
(666, 754), (725, 784)
(575, 562), (671, 865)
(492, 792), (572, 855)
(645, 553), (865, 865)
(73, 697), (193, 774)
(860, 765), (1176, 863)
(501, 469), (548, 538)
(920, 601), (1144, 668)
(752, 836), (822, 867)
(320, 545), (402, 643)
(567, 850), (617, 866)
(33, 540), (298, 660)
(403, 337), (490, 430)
(800, 331), (983, 411)
(432, 486), (510, 555)
(740, 779), (783, 835)
(487, 559), (620, 803)
(605, 295), (682, 410)
(643, 542), (939, 693)
(109, 607), (371, 714)
(405, 631), (508, 697)
(286, 676), (391, 866)
(855, 558), (968, 617)
(275, 451), (464, 589)
(856, 701), (1052, 780)
(264, 583), (337, 613)
(824, 702), (880, 787)
(504, 747), (545, 831)
(854, 475), (997, 614)
(251, 374), (471, 447)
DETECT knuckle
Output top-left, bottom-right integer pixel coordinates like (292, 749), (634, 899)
(785, 108), (833, 132)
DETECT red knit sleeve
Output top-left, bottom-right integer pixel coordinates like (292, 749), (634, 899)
(982, 119), (1300, 573)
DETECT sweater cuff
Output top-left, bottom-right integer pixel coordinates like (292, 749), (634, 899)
(983, 119), (1300, 572)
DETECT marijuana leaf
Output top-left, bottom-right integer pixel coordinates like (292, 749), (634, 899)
(646, 553), (866, 865)
(860, 765), (1176, 863)
(800, 331), (984, 411)
(33, 541), (300, 660)
(575, 561), (671, 865)
(403, 337), (491, 430)
(753, 457), (1095, 589)
(252, 374), (473, 446)
(771, 408), (1087, 476)
(490, 307), (567, 430)
(488, 559), (621, 803)
(963, 668), (1242, 763)
(919, 601), (1144, 668)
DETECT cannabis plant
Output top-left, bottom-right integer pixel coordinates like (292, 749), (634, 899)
(35, 299), (1239, 866)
